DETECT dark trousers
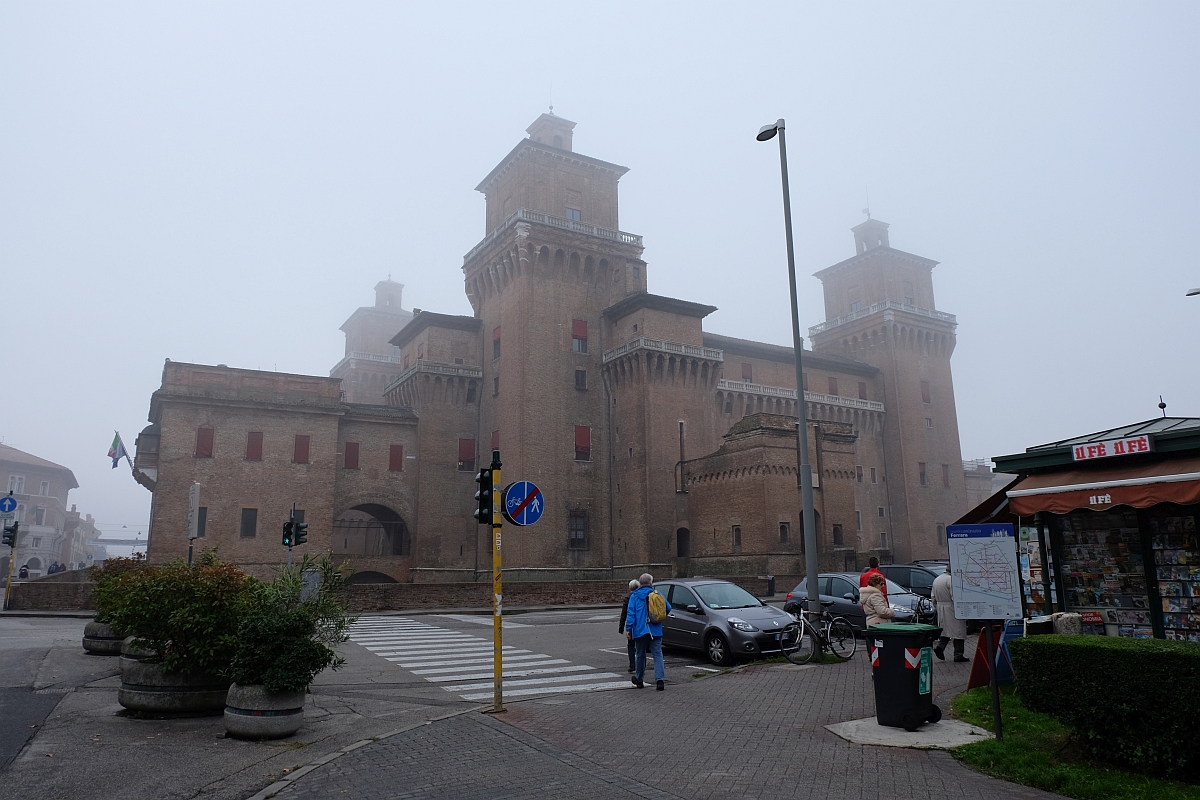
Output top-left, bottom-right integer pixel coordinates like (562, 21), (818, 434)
(936, 636), (964, 658)
(626, 637), (636, 671)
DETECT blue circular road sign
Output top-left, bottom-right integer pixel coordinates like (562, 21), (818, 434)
(501, 481), (544, 527)
(0, 496), (17, 514)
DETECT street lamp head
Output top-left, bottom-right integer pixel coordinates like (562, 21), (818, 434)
(1187, 288), (1200, 297)
(756, 119), (785, 142)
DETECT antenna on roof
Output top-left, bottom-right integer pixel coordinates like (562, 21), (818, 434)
(1159, 395), (1167, 418)
(863, 186), (871, 220)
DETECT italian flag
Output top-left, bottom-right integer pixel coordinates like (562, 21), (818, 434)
(108, 432), (128, 469)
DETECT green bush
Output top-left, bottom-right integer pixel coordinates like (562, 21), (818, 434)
(229, 556), (353, 693)
(1009, 634), (1200, 781)
(101, 551), (254, 676)
(89, 554), (149, 629)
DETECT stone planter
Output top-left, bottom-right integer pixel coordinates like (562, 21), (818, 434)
(82, 621), (124, 656)
(223, 683), (306, 739)
(118, 641), (230, 716)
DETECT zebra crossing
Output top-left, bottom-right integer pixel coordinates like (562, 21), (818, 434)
(348, 616), (632, 701)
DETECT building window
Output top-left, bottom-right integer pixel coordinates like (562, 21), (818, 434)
(942, 463), (951, 488)
(633, 266), (641, 279)
(493, 376), (500, 396)
(575, 369), (587, 390)
(293, 435), (310, 464)
(33, 507), (45, 526)
(871, 467), (877, 484)
(344, 442), (360, 470)
(921, 380), (931, 404)
(403, 354), (410, 369)
(925, 417), (933, 428)
(195, 428), (214, 459)
(802, 373), (808, 391)
(881, 531), (889, 550)
(832, 524), (843, 546)
(457, 439), (476, 472)
(574, 425), (592, 461)
(856, 510), (862, 531)
(246, 431), (263, 461)
(858, 382), (867, 400)
(240, 508), (258, 538)
(31, 537), (41, 548)
(828, 377), (838, 396)
(878, 506), (885, 518)
(568, 509), (589, 549)
(779, 522), (789, 544)
(571, 319), (588, 353)
(388, 445), (404, 472)
(454, 357), (464, 365)
(197, 507), (207, 537)
(417, 343), (424, 360)
(8, 475), (24, 494)
(937, 523), (946, 546)
(732, 525), (742, 547)
(919, 462), (928, 486)
(565, 207), (582, 221)
(38, 481), (49, 496)
(850, 301), (861, 313)
(741, 363), (753, 383)
(493, 327), (501, 360)
(491, 430), (500, 451)
(855, 465), (863, 483)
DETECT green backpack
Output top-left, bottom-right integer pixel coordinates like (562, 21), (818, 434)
(647, 590), (668, 625)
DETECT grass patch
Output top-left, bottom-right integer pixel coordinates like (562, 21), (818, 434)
(952, 686), (1200, 800)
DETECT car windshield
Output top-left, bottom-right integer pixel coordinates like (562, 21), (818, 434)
(885, 578), (908, 596)
(694, 583), (761, 609)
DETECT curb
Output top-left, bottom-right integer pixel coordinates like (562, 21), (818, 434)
(245, 705), (486, 800)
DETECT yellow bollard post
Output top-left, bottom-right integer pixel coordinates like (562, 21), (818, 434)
(490, 450), (504, 714)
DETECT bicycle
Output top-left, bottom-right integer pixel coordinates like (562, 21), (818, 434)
(780, 602), (858, 664)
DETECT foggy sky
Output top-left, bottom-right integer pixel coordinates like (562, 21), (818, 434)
(2, 2), (1198, 536)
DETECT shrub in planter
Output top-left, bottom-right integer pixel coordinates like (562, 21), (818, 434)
(225, 556), (353, 739)
(1009, 634), (1200, 781)
(84, 554), (150, 654)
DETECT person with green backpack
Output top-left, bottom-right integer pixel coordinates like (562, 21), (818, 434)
(624, 573), (672, 690)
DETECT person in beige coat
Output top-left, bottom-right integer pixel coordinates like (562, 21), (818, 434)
(860, 574), (896, 626)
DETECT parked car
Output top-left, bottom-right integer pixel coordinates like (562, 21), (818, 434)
(652, 578), (796, 667)
(783, 573), (935, 632)
(880, 563), (946, 599)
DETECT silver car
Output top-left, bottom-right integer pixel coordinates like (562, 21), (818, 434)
(653, 578), (796, 667)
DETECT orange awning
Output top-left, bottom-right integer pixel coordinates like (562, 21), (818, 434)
(1007, 456), (1200, 516)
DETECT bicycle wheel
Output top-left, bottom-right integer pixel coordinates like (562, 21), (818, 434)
(784, 620), (818, 664)
(825, 617), (857, 662)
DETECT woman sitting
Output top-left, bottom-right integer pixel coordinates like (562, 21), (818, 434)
(860, 573), (895, 626)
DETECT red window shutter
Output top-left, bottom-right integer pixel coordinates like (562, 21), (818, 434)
(858, 382), (867, 400)
(921, 380), (931, 404)
(417, 343), (424, 359)
(942, 463), (951, 487)
(828, 377), (838, 396)
(571, 319), (588, 339)
(491, 430), (500, 450)
(574, 425), (591, 460)
(741, 363), (753, 382)
(196, 428), (214, 458)
(493, 326), (501, 341)
(389, 444), (404, 472)
(458, 438), (476, 463)
(294, 435), (310, 464)
(344, 441), (360, 470)
(246, 431), (263, 461)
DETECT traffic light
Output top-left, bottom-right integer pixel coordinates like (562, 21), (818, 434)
(294, 520), (308, 546)
(473, 468), (493, 524)
(282, 520), (294, 548)
(1, 521), (16, 548)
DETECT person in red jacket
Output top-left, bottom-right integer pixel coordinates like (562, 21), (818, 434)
(859, 557), (887, 600)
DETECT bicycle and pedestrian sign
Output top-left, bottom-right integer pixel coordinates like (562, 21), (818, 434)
(501, 481), (543, 526)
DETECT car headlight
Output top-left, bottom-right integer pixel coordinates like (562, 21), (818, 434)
(727, 617), (758, 632)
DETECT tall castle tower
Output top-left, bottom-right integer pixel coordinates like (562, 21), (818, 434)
(808, 219), (966, 561)
(330, 279), (413, 404)
(462, 113), (647, 569)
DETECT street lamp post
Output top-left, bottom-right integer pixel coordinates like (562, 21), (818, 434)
(757, 119), (821, 631)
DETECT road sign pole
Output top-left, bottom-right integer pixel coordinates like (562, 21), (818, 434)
(288, 504), (296, 570)
(3, 541), (15, 611)
(490, 449), (503, 714)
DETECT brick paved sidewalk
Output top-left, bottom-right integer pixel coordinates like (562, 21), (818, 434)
(276, 650), (1062, 800)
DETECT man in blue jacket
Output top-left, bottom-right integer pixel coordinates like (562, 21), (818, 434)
(625, 573), (672, 690)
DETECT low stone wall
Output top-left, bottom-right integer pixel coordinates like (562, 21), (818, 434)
(346, 580), (632, 612)
(7, 578), (96, 611)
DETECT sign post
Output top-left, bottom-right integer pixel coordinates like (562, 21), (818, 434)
(947, 522), (1020, 741)
(1, 492), (18, 611)
(186, 483), (200, 566)
(489, 450), (503, 714)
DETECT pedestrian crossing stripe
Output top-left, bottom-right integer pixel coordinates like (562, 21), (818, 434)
(905, 648), (921, 668)
(348, 616), (631, 701)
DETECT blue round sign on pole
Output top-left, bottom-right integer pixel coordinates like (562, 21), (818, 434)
(0, 496), (16, 514)
(501, 481), (544, 527)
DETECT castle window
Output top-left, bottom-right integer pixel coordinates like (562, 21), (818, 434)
(195, 427), (214, 459)
(574, 426), (592, 461)
(850, 301), (861, 313)
(921, 380), (931, 404)
(553, 135), (563, 149)
(779, 523), (789, 544)
(880, 531), (889, 550)
(741, 363), (753, 382)
(878, 506), (885, 517)
(568, 510), (589, 550)
(38, 481), (49, 496)
(240, 508), (258, 538)
(491, 430), (500, 450)
(454, 357), (464, 365)
(493, 327), (501, 361)
(343, 442), (360, 470)
(856, 511), (862, 531)
(828, 377), (838, 396)
(733, 525), (742, 547)
(575, 369), (587, 391)
(858, 382), (867, 400)
(871, 467), (877, 484)
(389, 445), (404, 472)
(457, 439), (476, 472)
(565, 207), (581, 221)
(856, 465), (863, 483)
(403, 354), (410, 369)
(571, 319), (588, 353)
(832, 524), (843, 546)
(919, 462), (928, 486)
(926, 417), (933, 428)
(246, 431), (263, 461)
(417, 343), (424, 360)
(493, 376), (499, 396)
(293, 435), (310, 464)
(466, 381), (477, 403)
(632, 267), (640, 278)
(942, 463), (951, 488)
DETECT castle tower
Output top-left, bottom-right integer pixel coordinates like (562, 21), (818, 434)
(462, 113), (647, 569)
(330, 279), (413, 404)
(809, 220), (966, 561)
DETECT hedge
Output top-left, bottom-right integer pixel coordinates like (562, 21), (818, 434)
(1008, 634), (1200, 781)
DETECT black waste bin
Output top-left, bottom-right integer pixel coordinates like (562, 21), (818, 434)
(766, 575), (775, 596)
(867, 622), (943, 731)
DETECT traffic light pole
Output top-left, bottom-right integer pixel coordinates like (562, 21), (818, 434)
(489, 450), (504, 714)
(3, 537), (15, 611)
(288, 504), (296, 569)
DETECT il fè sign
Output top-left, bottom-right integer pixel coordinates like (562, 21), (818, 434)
(1072, 435), (1153, 462)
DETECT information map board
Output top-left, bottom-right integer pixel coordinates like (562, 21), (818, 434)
(946, 523), (1022, 620)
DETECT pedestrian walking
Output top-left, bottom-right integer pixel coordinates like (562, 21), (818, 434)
(618, 579), (639, 673)
(932, 566), (968, 662)
(859, 556), (887, 600)
(625, 573), (671, 691)
(859, 573), (895, 626)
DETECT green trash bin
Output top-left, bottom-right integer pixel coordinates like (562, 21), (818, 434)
(867, 622), (943, 731)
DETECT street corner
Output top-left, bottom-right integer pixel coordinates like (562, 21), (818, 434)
(825, 716), (992, 750)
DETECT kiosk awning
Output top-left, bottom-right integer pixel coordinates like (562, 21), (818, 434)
(1007, 457), (1200, 515)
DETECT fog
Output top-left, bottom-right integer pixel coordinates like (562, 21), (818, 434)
(2, 2), (1197, 535)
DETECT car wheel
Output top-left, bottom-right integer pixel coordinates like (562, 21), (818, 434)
(705, 632), (734, 667)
